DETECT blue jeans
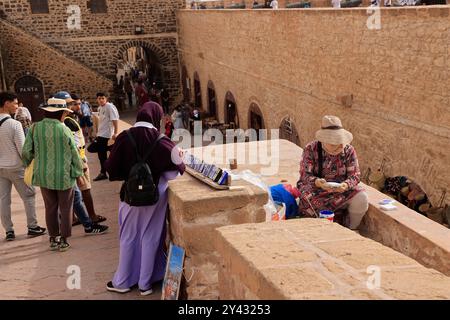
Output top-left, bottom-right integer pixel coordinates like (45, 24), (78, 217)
(73, 185), (92, 229)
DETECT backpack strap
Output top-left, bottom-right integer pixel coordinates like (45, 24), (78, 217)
(126, 130), (143, 163)
(317, 141), (323, 178)
(142, 134), (165, 162)
(0, 116), (11, 127)
(126, 130), (165, 163)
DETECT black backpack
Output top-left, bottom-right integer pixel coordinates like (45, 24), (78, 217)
(121, 130), (164, 207)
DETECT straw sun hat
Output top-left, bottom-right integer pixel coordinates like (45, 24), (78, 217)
(39, 98), (73, 113)
(315, 115), (353, 145)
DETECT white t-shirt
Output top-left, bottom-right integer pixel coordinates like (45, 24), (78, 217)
(270, 0), (279, 9)
(97, 103), (119, 139)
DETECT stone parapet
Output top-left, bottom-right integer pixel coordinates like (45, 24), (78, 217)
(360, 186), (450, 276)
(167, 139), (301, 299)
(216, 219), (450, 299)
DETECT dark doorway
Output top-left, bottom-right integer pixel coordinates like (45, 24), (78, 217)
(193, 72), (202, 109)
(207, 81), (217, 118)
(117, 46), (163, 88)
(248, 103), (265, 140)
(225, 91), (239, 128)
(116, 46), (164, 110)
(14, 75), (45, 121)
(279, 116), (300, 146)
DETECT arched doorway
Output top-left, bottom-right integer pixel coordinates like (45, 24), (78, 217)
(279, 116), (300, 146)
(207, 81), (217, 118)
(14, 75), (45, 121)
(224, 91), (239, 128)
(117, 46), (164, 88)
(181, 66), (190, 102)
(115, 45), (164, 109)
(248, 103), (265, 140)
(193, 72), (202, 109)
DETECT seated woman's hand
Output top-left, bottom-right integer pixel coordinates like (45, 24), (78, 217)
(315, 178), (331, 191)
(334, 182), (349, 193)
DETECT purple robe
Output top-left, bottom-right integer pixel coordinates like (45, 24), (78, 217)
(105, 102), (185, 291)
(112, 171), (179, 290)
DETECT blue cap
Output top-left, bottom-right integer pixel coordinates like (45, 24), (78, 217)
(53, 91), (74, 103)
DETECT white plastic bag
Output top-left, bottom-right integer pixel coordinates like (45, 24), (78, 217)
(229, 170), (284, 221)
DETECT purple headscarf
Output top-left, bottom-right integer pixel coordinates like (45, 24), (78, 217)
(137, 101), (164, 130)
(105, 102), (185, 182)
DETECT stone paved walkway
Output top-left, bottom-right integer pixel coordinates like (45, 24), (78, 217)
(0, 110), (164, 300)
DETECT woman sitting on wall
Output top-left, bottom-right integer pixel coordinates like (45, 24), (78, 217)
(296, 115), (369, 229)
(105, 101), (185, 295)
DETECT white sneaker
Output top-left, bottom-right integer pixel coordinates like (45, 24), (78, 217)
(140, 288), (153, 296)
(106, 281), (131, 293)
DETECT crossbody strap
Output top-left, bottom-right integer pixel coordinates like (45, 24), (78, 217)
(317, 141), (323, 178)
(0, 116), (11, 127)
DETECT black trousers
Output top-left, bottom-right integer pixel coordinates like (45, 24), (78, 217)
(95, 137), (109, 174)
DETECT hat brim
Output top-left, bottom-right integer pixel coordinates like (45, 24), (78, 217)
(40, 106), (73, 113)
(315, 129), (353, 145)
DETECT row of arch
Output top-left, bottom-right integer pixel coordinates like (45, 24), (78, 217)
(182, 67), (301, 146)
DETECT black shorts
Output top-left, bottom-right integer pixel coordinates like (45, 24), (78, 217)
(80, 116), (93, 128)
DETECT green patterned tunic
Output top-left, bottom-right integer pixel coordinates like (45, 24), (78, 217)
(22, 118), (84, 191)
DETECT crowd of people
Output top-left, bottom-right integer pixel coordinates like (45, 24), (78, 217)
(1, 85), (370, 296)
(114, 71), (170, 114)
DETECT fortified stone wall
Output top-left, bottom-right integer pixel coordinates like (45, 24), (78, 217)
(177, 7), (450, 206)
(0, 0), (183, 103)
(0, 18), (112, 102)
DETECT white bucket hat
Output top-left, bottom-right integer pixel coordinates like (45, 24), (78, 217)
(40, 98), (73, 113)
(315, 115), (353, 145)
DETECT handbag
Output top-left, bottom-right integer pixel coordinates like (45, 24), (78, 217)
(24, 159), (34, 186)
(24, 125), (36, 186)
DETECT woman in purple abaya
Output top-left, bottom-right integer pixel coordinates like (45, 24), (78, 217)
(105, 101), (185, 296)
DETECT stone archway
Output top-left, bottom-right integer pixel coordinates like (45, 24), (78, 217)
(248, 103), (265, 129)
(207, 80), (217, 118)
(224, 91), (239, 129)
(248, 102), (265, 140)
(279, 116), (300, 146)
(193, 72), (202, 109)
(113, 41), (171, 110)
(14, 75), (45, 121)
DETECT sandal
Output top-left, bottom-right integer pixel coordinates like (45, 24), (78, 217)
(92, 215), (107, 223)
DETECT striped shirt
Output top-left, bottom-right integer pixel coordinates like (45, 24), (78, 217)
(0, 113), (25, 169)
(22, 118), (84, 191)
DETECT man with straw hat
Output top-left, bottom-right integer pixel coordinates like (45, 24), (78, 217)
(22, 97), (84, 251)
(296, 115), (369, 229)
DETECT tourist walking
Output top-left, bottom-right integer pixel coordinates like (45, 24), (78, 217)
(87, 93), (119, 181)
(62, 93), (109, 231)
(0, 92), (46, 241)
(124, 73), (134, 108)
(22, 97), (84, 251)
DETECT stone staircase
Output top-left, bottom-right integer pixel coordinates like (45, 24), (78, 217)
(0, 18), (112, 101)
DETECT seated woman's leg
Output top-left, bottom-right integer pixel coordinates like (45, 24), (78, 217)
(347, 191), (369, 230)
